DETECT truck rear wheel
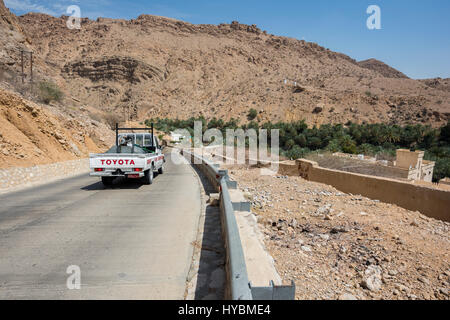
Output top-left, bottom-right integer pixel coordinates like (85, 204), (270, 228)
(158, 165), (164, 175)
(144, 168), (154, 185)
(101, 177), (114, 186)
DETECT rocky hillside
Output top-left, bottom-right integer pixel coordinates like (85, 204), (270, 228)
(0, 85), (113, 168)
(0, 0), (30, 76)
(1, 1), (115, 168)
(7, 10), (445, 128)
(358, 59), (409, 79)
(419, 78), (450, 93)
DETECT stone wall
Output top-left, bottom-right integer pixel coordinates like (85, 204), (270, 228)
(0, 159), (89, 193)
(296, 159), (450, 222)
(278, 161), (300, 176)
(181, 147), (449, 222)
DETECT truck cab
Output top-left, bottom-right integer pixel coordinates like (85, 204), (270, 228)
(118, 133), (162, 153)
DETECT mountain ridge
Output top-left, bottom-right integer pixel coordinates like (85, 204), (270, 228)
(1, 1), (449, 129)
(358, 58), (409, 79)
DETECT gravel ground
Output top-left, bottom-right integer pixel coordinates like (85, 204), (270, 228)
(227, 166), (450, 300)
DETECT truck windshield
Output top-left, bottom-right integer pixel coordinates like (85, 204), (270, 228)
(135, 134), (144, 146)
(144, 134), (153, 147)
(105, 146), (147, 154)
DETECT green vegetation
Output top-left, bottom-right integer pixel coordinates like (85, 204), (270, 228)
(247, 108), (258, 120)
(37, 81), (64, 104)
(145, 117), (240, 138)
(146, 117), (450, 182)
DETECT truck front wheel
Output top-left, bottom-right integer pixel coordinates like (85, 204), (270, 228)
(101, 177), (114, 187)
(144, 168), (154, 185)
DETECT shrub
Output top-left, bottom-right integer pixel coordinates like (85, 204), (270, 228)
(284, 146), (309, 160)
(307, 136), (322, 150)
(38, 81), (64, 104)
(339, 135), (357, 154)
(284, 139), (295, 150)
(440, 121), (450, 143)
(325, 139), (341, 153)
(357, 143), (376, 156)
(295, 134), (307, 147)
(247, 108), (258, 120)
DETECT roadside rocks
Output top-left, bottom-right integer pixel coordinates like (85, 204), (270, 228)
(301, 245), (312, 252)
(315, 204), (332, 216)
(361, 265), (383, 291)
(0, 159), (89, 193)
(438, 287), (448, 297)
(330, 226), (349, 234)
(207, 193), (220, 206)
(418, 276), (430, 285)
(312, 106), (323, 114)
(394, 283), (411, 294)
(338, 293), (358, 300)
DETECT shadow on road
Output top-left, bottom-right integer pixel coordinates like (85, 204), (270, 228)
(188, 165), (226, 300)
(81, 177), (145, 191)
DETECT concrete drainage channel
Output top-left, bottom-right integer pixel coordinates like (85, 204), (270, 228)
(181, 149), (295, 300)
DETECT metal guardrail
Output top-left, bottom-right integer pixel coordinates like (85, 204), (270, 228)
(181, 149), (295, 300)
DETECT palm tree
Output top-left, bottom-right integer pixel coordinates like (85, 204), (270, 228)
(383, 126), (401, 144)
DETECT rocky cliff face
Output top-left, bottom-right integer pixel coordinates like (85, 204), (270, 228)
(63, 56), (167, 83)
(0, 0), (31, 77)
(0, 0), (23, 31)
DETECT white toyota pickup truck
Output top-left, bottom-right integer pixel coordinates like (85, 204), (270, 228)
(90, 126), (165, 186)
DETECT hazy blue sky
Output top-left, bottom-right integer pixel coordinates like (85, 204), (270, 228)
(5, 0), (450, 79)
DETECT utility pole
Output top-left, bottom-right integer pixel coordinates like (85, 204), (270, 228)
(30, 51), (33, 83)
(21, 49), (24, 84)
(123, 105), (127, 127)
(19, 49), (33, 83)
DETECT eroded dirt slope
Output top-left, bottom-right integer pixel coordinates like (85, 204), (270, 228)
(0, 86), (113, 168)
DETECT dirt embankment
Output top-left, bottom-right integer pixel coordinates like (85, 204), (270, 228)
(0, 87), (113, 168)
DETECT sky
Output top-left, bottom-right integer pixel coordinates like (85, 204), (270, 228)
(4, 0), (450, 79)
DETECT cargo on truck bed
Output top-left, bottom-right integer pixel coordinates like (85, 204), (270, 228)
(89, 124), (165, 186)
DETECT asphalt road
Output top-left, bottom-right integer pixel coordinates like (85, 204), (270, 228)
(0, 151), (202, 299)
